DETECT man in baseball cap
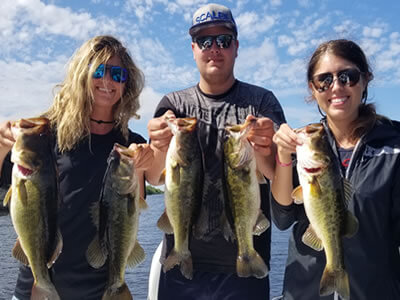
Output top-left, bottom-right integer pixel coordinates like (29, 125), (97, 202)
(146, 3), (285, 300)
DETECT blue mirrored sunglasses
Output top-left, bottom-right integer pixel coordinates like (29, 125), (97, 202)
(193, 34), (235, 50)
(92, 64), (128, 83)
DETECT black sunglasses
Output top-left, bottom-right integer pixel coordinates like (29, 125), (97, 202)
(92, 64), (128, 83)
(311, 68), (363, 93)
(193, 34), (235, 50)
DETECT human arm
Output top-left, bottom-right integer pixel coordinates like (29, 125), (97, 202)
(144, 110), (175, 186)
(271, 123), (301, 206)
(270, 123), (305, 230)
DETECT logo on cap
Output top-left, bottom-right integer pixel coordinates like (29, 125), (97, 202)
(195, 10), (231, 25)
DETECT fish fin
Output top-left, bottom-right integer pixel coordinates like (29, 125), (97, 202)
(157, 211), (174, 234)
(342, 210), (359, 238)
(309, 175), (322, 196)
(171, 163), (180, 185)
(17, 179), (28, 206)
(127, 240), (146, 268)
(139, 196), (148, 211)
(31, 283), (61, 300)
(102, 282), (132, 300)
(291, 185), (304, 204)
(47, 229), (63, 268)
(86, 233), (107, 268)
(319, 266), (350, 300)
(163, 248), (193, 280)
(237, 249), (269, 279)
(220, 209), (235, 242)
(158, 169), (166, 185)
(193, 210), (213, 242)
(253, 211), (270, 236)
(12, 238), (30, 266)
(302, 224), (324, 251)
(256, 170), (267, 184)
(3, 187), (12, 207)
(343, 178), (353, 207)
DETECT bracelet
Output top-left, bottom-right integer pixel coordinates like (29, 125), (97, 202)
(275, 154), (292, 167)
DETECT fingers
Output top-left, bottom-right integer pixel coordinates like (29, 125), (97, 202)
(129, 143), (155, 171)
(0, 121), (15, 151)
(272, 123), (301, 155)
(147, 110), (175, 152)
(247, 116), (275, 156)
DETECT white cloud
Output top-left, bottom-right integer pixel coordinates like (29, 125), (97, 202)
(137, 86), (164, 118)
(270, 0), (282, 7)
(363, 26), (384, 38)
(297, 0), (312, 7)
(127, 37), (197, 89)
(0, 58), (67, 122)
(236, 11), (276, 40)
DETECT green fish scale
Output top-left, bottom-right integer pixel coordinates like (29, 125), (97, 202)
(101, 154), (140, 287)
(165, 130), (201, 253)
(11, 177), (53, 284)
(224, 137), (259, 255)
(304, 168), (346, 269)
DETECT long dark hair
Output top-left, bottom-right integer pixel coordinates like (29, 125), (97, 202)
(307, 39), (377, 142)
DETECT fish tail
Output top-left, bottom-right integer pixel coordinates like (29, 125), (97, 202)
(31, 282), (60, 300)
(163, 248), (193, 280)
(320, 267), (350, 300)
(236, 250), (269, 279)
(101, 282), (133, 300)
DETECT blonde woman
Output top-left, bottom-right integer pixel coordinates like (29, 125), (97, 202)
(0, 35), (153, 299)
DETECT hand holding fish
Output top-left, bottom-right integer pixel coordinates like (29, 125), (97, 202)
(128, 143), (154, 171)
(246, 115), (274, 156)
(147, 110), (175, 153)
(273, 123), (302, 161)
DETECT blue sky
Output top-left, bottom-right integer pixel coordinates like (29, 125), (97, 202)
(1, 0), (400, 139)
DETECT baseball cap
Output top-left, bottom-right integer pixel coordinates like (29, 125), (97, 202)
(189, 3), (237, 38)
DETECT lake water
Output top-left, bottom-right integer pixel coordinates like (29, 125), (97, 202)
(0, 194), (291, 300)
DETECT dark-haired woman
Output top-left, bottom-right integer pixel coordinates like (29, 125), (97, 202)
(271, 39), (400, 300)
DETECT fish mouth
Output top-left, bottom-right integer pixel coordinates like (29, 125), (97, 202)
(295, 123), (324, 135)
(12, 118), (49, 135)
(17, 164), (34, 177)
(304, 167), (322, 174)
(167, 117), (197, 133)
(226, 118), (257, 134)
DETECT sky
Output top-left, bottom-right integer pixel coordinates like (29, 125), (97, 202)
(1, 0), (400, 140)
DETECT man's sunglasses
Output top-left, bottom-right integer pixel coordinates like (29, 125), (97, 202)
(311, 68), (363, 93)
(193, 34), (235, 50)
(92, 64), (128, 83)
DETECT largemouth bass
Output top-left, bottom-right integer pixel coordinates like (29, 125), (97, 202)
(224, 118), (270, 279)
(86, 143), (147, 300)
(156, 117), (202, 280)
(3, 117), (62, 300)
(293, 123), (358, 299)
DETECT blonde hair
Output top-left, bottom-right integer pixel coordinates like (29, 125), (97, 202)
(44, 35), (144, 152)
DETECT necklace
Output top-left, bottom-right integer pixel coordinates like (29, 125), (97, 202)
(90, 118), (115, 124)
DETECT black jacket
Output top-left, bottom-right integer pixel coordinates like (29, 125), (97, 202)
(272, 118), (400, 300)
